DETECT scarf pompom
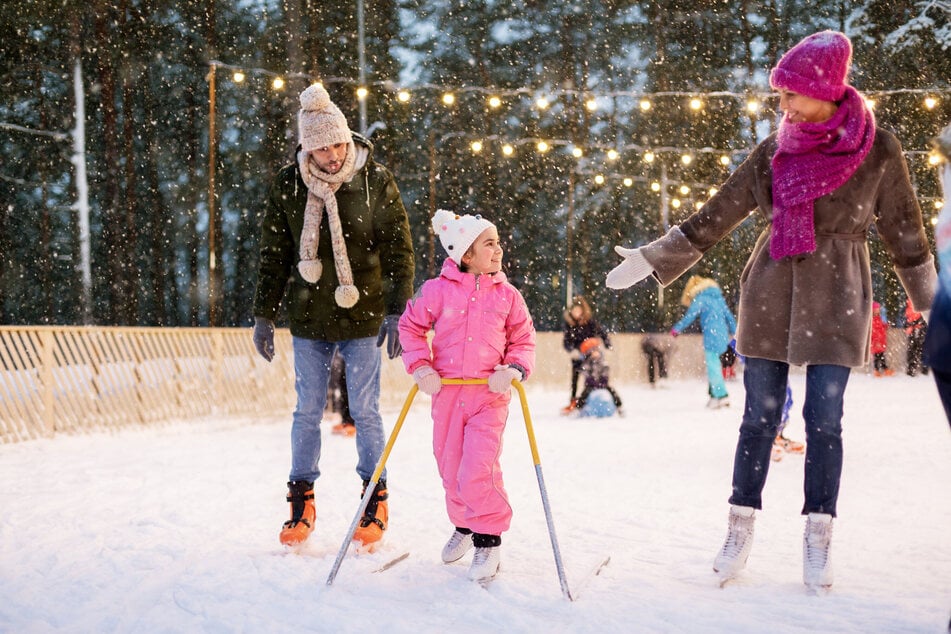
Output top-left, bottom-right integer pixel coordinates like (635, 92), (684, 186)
(298, 259), (322, 284)
(335, 284), (360, 308)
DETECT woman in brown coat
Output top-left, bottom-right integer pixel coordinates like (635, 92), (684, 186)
(606, 31), (936, 591)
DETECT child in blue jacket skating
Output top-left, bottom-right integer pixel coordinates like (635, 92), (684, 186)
(670, 275), (737, 408)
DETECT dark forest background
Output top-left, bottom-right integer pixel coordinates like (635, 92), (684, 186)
(2, 0), (949, 331)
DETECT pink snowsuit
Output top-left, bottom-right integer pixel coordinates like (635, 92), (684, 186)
(398, 258), (536, 535)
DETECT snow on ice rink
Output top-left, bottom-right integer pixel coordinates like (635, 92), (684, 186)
(1, 370), (949, 633)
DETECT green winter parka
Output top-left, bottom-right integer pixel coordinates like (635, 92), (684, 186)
(252, 134), (415, 341)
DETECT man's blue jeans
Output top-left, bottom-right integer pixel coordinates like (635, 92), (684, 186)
(289, 336), (386, 484)
(729, 357), (851, 516)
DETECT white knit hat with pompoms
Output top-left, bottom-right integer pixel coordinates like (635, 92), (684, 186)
(432, 209), (495, 265)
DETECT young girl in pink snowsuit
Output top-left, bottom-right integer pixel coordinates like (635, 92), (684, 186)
(398, 209), (536, 583)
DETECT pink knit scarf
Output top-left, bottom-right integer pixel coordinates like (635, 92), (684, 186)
(770, 86), (875, 259)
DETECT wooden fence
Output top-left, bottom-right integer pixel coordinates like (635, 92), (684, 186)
(1, 326), (909, 444)
(0, 326), (299, 443)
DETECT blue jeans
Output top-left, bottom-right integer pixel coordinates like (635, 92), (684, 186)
(289, 336), (385, 483)
(729, 357), (851, 516)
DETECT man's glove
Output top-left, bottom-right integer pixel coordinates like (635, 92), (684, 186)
(606, 246), (654, 289)
(252, 317), (275, 362)
(488, 364), (521, 393)
(376, 314), (402, 359)
(412, 366), (442, 396)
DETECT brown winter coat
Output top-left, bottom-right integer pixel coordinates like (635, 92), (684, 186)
(641, 128), (936, 367)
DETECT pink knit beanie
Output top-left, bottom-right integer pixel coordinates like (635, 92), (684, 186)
(769, 31), (852, 102)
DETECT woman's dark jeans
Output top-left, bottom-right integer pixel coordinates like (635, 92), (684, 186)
(729, 357), (851, 517)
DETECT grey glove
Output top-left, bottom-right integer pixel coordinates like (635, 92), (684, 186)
(376, 314), (402, 359)
(252, 316), (275, 362)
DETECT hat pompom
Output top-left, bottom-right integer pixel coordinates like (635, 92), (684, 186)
(432, 209), (456, 234)
(300, 84), (332, 112)
(298, 259), (322, 284)
(335, 284), (360, 308)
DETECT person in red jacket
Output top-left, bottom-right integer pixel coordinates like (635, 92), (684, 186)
(870, 301), (893, 377)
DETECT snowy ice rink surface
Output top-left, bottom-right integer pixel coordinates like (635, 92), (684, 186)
(1, 371), (948, 633)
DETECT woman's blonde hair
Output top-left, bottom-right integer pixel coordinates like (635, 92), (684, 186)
(680, 275), (718, 307)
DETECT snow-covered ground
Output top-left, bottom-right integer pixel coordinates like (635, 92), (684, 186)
(1, 371), (948, 633)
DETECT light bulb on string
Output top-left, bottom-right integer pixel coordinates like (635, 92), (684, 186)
(643, 151), (655, 163)
(639, 99), (652, 111)
(671, 198), (682, 209)
(571, 147), (583, 158)
(689, 97), (703, 111)
(232, 71), (245, 83)
(397, 90), (411, 103)
(719, 155), (730, 166)
(537, 140), (550, 154)
(356, 87), (369, 101)
(651, 181), (660, 192)
(681, 154), (693, 165)
(594, 174), (605, 185)
(606, 149), (619, 161)
(470, 141), (483, 154)
(272, 77), (285, 90)
(623, 177), (633, 187)
(442, 92), (456, 106)
(924, 97), (937, 110)
(502, 144), (514, 156)
(746, 99), (760, 114)
(536, 97), (550, 110)
(585, 97), (598, 112)
(488, 96), (502, 109)
(679, 185), (690, 195)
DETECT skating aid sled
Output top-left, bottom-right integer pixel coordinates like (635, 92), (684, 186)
(326, 379), (582, 600)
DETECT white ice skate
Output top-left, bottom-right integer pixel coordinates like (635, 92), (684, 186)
(803, 513), (833, 592)
(441, 530), (473, 564)
(468, 546), (501, 584)
(713, 505), (755, 585)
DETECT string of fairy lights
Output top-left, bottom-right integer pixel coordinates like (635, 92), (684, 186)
(208, 60), (950, 218)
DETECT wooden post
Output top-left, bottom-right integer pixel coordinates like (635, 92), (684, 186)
(39, 330), (56, 437)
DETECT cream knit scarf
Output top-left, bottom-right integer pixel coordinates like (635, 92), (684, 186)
(297, 147), (360, 308)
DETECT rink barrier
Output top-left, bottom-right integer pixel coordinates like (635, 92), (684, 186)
(0, 326), (911, 443)
(0, 326), (297, 443)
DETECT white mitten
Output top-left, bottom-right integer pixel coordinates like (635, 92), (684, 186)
(488, 364), (521, 393)
(412, 366), (442, 396)
(606, 246), (654, 289)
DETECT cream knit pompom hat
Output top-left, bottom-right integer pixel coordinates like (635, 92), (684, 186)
(298, 83), (352, 151)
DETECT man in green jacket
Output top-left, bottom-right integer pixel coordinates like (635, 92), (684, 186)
(252, 83), (415, 549)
